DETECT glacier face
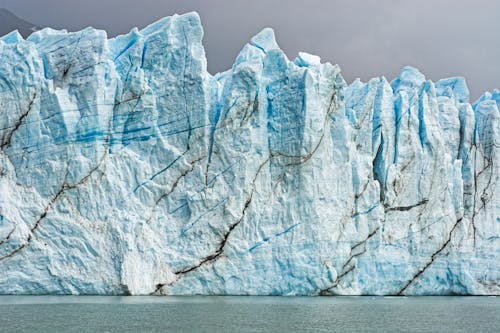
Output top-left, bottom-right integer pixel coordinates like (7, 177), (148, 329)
(0, 12), (498, 296)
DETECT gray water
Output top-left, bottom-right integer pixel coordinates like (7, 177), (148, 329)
(0, 296), (498, 333)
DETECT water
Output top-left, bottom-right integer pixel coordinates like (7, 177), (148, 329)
(0, 296), (498, 333)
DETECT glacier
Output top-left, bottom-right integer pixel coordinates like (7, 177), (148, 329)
(0, 12), (498, 296)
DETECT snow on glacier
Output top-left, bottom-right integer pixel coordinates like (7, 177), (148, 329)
(0, 12), (498, 295)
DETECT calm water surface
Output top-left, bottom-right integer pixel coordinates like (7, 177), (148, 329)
(0, 296), (498, 333)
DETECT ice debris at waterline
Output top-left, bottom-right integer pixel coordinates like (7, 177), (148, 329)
(0, 12), (498, 296)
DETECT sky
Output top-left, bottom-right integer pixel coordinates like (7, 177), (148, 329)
(1, 0), (499, 99)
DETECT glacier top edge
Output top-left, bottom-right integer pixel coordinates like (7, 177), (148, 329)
(0, 11), (496, 105)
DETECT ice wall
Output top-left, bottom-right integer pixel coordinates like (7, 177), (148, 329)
(0, 13), (498, 295)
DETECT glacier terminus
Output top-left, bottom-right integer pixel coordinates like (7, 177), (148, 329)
(0, 12), (498, 295)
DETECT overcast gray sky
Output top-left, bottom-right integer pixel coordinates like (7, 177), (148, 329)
(1, 0), (499, 99)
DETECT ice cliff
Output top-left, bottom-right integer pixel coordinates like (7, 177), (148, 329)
(0, 13), (498, 295)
